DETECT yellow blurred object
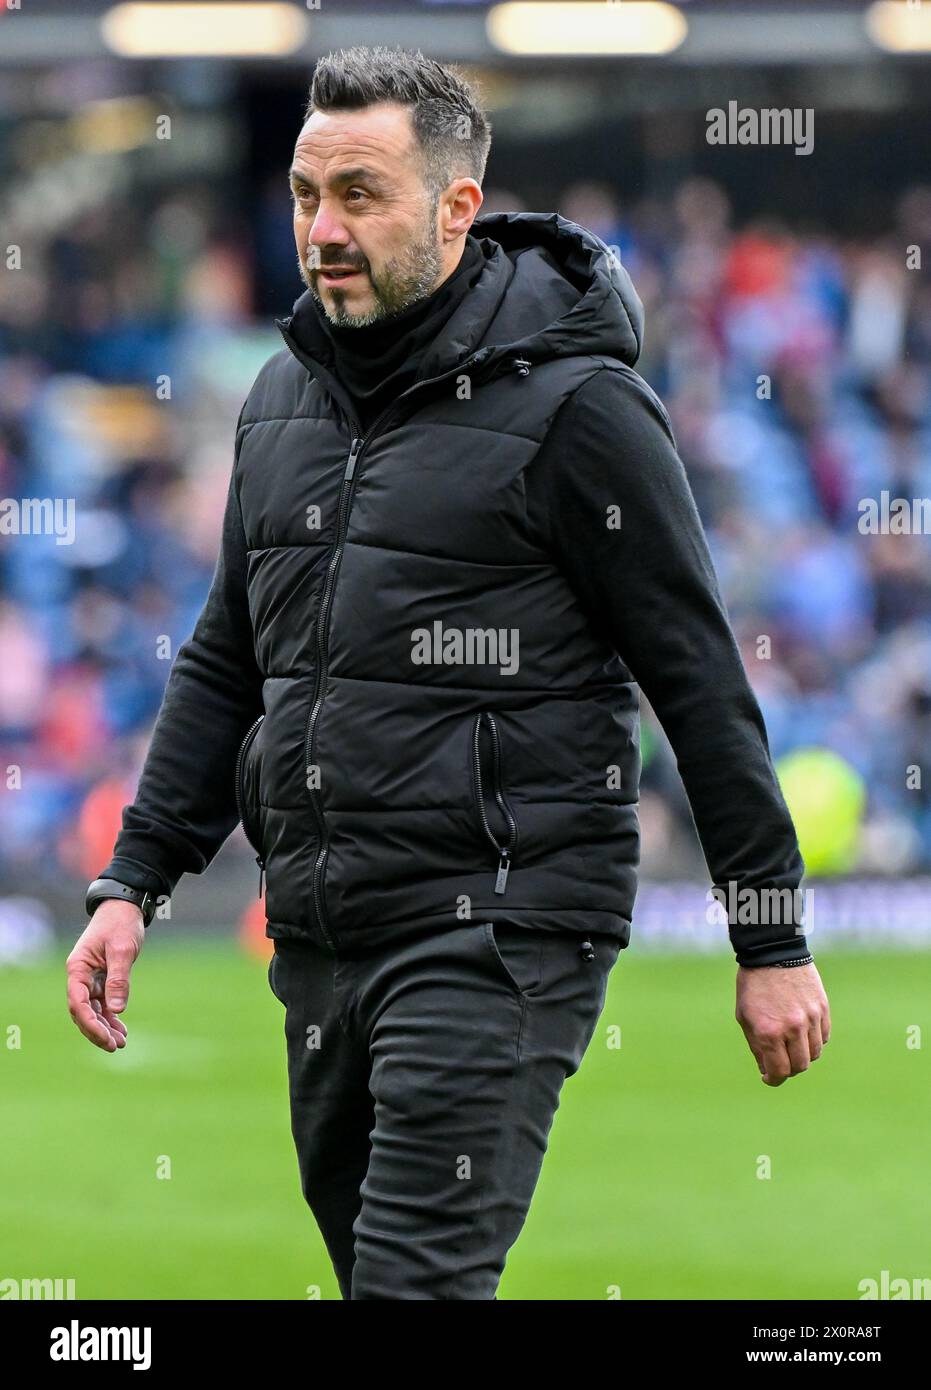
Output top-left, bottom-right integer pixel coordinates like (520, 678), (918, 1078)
(866, 1), (931, 54)
(487, 2), (687, 56)
(69, 98), (157, 154)
(101, 3), (309, 58)
(776, 747), (866, 876)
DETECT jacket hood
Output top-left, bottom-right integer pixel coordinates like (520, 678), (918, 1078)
(276, 210), (644, 389)
(465, 210), (644, 368)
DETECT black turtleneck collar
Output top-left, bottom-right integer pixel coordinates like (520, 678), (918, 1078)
(308, 232), (486, 433)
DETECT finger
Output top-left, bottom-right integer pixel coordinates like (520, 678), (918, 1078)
(89, 972), (124, 1046)
(99, 1015), (128, 1047)
(104, 943), (135, 1013)
(808, 1016), (824, 1061)
(67, 977), (119, 1050)
(89, 999), (128, 1043)
(741, 1027), (771, 1077)
(89, 996), (127, 1029)
(821, 1002), (831, 1046)
(785, 1027), (812, 1076)
(758, 1036), (792, 1086)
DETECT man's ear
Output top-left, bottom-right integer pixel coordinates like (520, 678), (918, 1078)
(441, 178), (484, 243)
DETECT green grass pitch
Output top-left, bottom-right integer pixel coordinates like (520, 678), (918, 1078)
(2, 941), (927, 1300)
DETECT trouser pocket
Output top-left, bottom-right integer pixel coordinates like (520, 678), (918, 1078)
(479, 922), (544, 998)
(268, 946), (291, 1005)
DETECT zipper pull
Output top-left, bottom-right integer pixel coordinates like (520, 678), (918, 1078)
(257, 857), (265, 900)
(495, 848), (511, 895)
(344, 437), (361, 480)
(512, 357), (531, 377)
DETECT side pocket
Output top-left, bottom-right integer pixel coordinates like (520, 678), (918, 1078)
(480, 923), (542, 999)
(267, 949), (285, 1006)
(470, 710), (520, 895)
(235, 713), (266, 897)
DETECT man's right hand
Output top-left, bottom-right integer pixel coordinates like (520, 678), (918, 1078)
(66, 902), (146, 1051)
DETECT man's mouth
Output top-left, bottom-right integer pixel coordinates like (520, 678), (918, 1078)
(318, 267), (364, 284)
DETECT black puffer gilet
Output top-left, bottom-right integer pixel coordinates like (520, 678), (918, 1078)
(235, 212), (647, 951)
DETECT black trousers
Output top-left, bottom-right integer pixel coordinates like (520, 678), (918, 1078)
(267, 919), (621, 1300)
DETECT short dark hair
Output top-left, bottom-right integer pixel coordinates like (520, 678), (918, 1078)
(304, 45), (492, 204)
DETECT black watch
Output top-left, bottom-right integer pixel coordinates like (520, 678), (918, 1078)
(85, 877), (158, 928)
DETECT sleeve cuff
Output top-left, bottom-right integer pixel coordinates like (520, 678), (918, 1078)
(93, 857), (172, 901)
(732, 935), (812, 968)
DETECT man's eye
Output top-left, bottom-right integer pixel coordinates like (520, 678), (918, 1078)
(346, 189), (366, 204)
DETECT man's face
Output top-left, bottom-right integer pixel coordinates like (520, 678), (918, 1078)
(290, 102), (446, 327)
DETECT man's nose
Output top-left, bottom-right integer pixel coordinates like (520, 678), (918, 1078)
(307, 203), (349, 253)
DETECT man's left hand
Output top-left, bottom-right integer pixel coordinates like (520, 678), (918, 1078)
(735, 962), (830, 1086)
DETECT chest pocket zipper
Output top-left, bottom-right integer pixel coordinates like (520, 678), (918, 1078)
(235, 714), (266, 898)
(471, 710), (520, 894)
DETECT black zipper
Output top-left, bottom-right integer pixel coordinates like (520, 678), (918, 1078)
(301, 349), (529, 944)
(471, 710), (520, 894)
(234, 713), (266, 898)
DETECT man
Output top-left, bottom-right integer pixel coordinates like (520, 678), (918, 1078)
(69, 46), (830, 1300)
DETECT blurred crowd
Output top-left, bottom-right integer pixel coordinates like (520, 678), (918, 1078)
(1, 165), (930, 891)
(551, 176), (931, 877)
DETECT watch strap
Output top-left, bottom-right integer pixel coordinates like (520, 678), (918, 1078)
(85, 877), (157, 928)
